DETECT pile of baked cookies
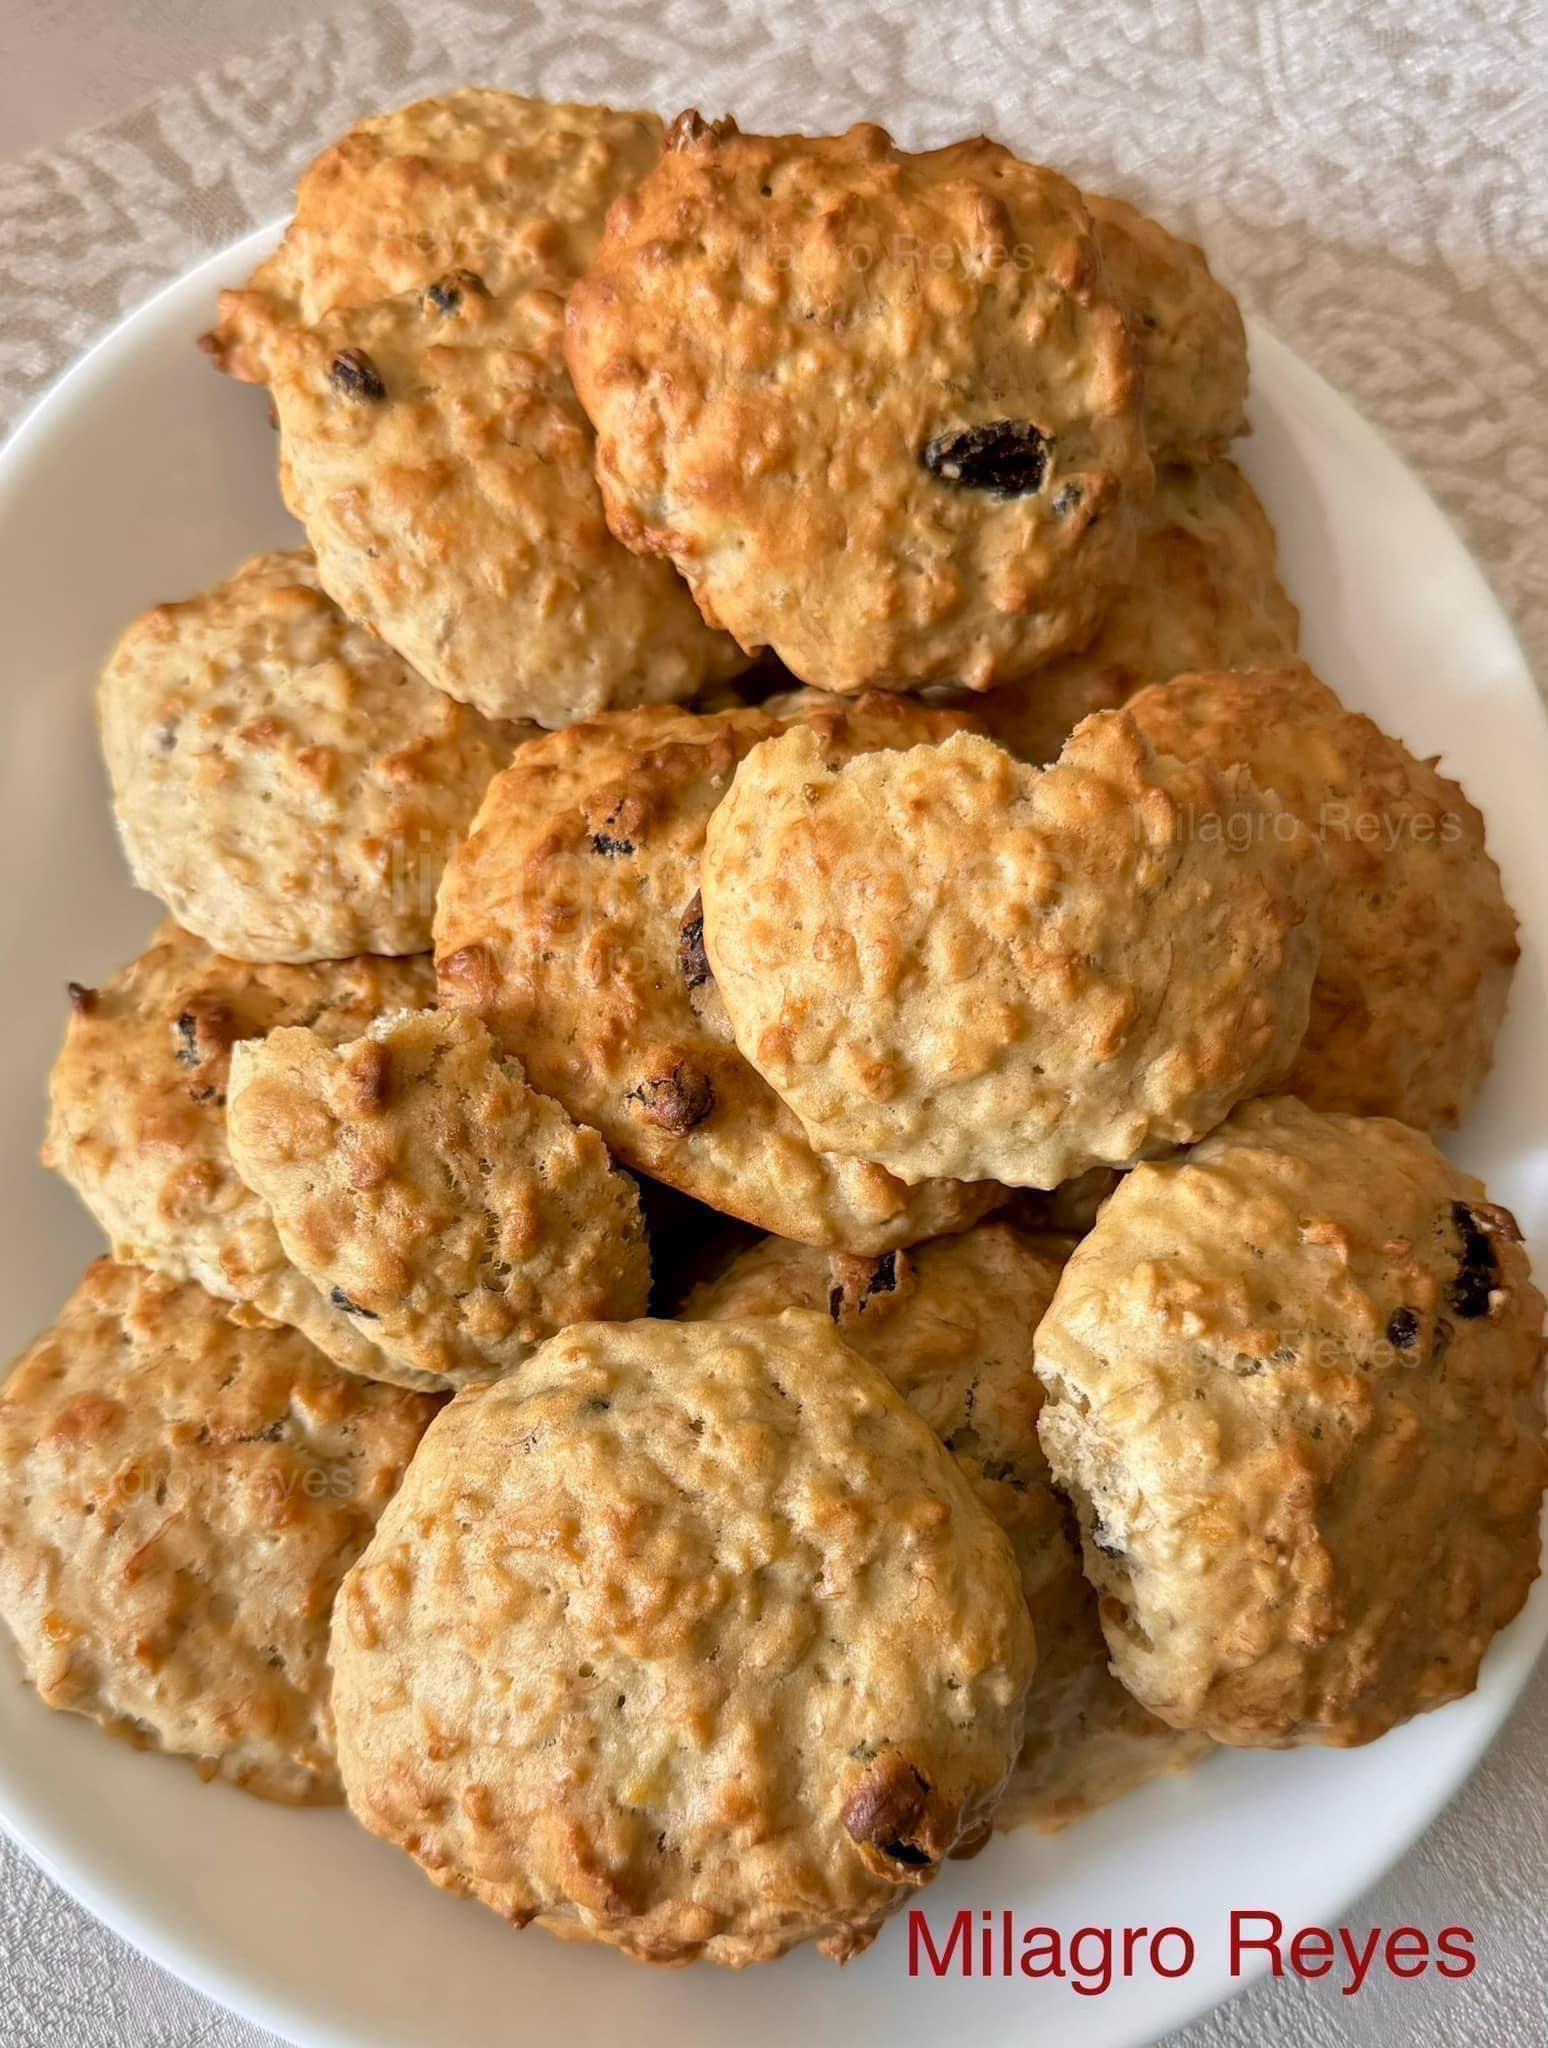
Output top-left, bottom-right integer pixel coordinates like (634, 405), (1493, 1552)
(1, 89), (1542, 1970)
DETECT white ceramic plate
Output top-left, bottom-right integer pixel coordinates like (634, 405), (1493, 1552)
(0, 224), (1544, 2048)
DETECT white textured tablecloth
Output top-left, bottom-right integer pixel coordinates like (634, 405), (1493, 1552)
(1, 3), (1545, 2042)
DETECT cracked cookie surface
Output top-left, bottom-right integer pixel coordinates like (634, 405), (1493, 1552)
(0, 1259), (436, 1802)
(227, 1008), (649, 1392)
(1034, 1096), (1547, 1746)
(330, 1311), (1033, 1963)
(567, 115), (1151, 692)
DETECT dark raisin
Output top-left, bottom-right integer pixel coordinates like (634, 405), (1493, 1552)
(1386, 1306), (1420, 1349)
(583, 1396), (612, 1414)
(424, 269), (487, 315)
(921, 420), (1050, 498)
(626, 1062), (715, 1134)
(67, 981), (96, 1017)
(842, 1756), (939, 1867)
(590, 832), (635, 858)
(328, 349), (387, 402)
(677, 892), (711, 989)
(826, 1250), (907, 1325)
(329, 1287), (379, 1320)
(173, 1012), (201, 1067)
(1449, 1202), (1500, 1319)
(1052, 482), (1084, 516)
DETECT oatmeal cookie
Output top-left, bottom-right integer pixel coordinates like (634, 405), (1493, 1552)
(203, 90), (667, 379)
(0, 1259), (435, 1801)
(42, 921), (434, 1386)
(970, 461), (1299, 763)
(1035, 1096), (1547, 1746)
(1084, 191), (1248, 460)
(684, 1227), (1210, 1832)
(433, 703), (1004, 1249)
(1124, 666), (1518, 1129)
(98, 550), (531, 962)
(700, 717), (1327, 1187)
(263, 276), (747, 726)
(566, 115), (1151, 692)
(227, 1009), (650, 1391)
(330, 1312), (1034, 1962)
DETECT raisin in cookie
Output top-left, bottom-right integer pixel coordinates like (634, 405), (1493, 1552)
(0, 1260), (436, 1801)
(99, 550), (531, 963)
(969, 461), (1299, 763)
(433, 702), (1004, 1250)
(1035, 1096), (1547, 1747)
(42, 921), (433, 1386)
(566, 115), (1151, 692)
(1084, 192), (1248, 461)
(684, 1227), (1210, 1834)
(330, 1312), (1034, 1962)
(227, 1009), (650, 1391)
(204, 90), (667, 377)
(1124, 666), (1519, 1129)
(700, 717), (1327, 1188)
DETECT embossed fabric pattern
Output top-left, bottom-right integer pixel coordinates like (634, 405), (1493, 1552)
(0, 1), (1544, 2043)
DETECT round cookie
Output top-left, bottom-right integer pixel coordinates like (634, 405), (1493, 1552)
(433, 701), (1004, 1251)
(203, 90), (669, 377)
(1124, 666), (1519, 1129)
(684, 1227), (1210, 1833)
(42, 920), (434, 1387)
(700, 717), (1328, 1188)
(0, 1259), (436, 1801)
(1034, 1096), (1547, 1747)
(969, 461), (1300, 763)
(263, 277), (747, 726)
(98, 550), (532, 963)
(1084, 191), (1248, 461)
(566, 114), (1152, 692)
(226, 1009), (650, 1391)
(330, 1312), (1035, 1962)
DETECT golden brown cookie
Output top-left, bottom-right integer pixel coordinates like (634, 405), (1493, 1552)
(263, 278), (747, 726)
(700, 717), (1328, 1188)
(968, 461), (1300, 763)
(0, 1260), (436, 1801)
(204, 90), (668, 377)
(1085, 191), (1248, 460)
(42, 921), (433, 1386)
(98, 550), (531, 962)
(432, 702), (1005, 1250)
(226, 1009), (650, 1391)
(683, 1227), (1210, 1833)
(566, 115), (1152, 692)
(1035, 1096), (1547, 1746)
(1124, 666), (1519, 1129)
(330, 1312), (1035, 1962)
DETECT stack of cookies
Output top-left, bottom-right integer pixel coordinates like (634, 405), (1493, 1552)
(1, 89), (1541, 1970)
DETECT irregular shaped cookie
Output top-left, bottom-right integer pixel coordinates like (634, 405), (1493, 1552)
(1035, 1096), (1547, 1747)
(330, 1313), (1034, 1962)
(203, 90), (668, 377)
(684, 1228), (1210, 1833)
(0, 1260), (436, 1801)
(227, 1009), (650, 1391)
(566, 114), (1151, 692)
(42, 921), (434, 1387)
(1085, 192), (1248, 460)
(969, 461), (1299, 763)
(98, 550), (531, 963)
(433, 703), (1004, 1250)
(264, 278), (747, 726)
(700, 717), (1328, 1188)
(1124, 666), (1519, 1129)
